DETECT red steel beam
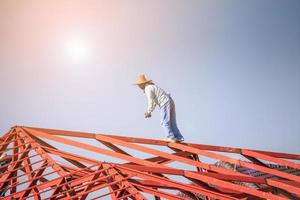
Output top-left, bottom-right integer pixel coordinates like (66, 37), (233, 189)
(95, 134), (249, 177)
(23, 127), (169, 169)
(27, 126), (300, 160)
(242, 149), (300, 170)
(168, 142), (300, 183)
(115, 165), (240, 200)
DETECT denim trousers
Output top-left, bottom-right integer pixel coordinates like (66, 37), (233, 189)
(160, 98), (184, 139)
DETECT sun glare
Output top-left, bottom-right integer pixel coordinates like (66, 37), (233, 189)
(64, 37), (90, 63)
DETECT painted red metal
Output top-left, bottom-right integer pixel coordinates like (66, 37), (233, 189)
(0, 126), (299, 199)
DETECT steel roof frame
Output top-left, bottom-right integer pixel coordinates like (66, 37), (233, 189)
(0, 126), (299, 199)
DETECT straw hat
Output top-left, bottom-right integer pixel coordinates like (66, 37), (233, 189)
(134, 74), (152, 85)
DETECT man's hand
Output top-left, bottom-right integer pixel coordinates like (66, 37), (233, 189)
(144, 112), (151, 118)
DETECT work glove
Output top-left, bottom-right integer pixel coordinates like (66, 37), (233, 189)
(144, 112), (151, 118)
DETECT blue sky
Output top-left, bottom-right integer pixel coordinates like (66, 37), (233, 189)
(0, 0), (299, 154)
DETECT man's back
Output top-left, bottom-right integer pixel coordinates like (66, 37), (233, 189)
(145, 84), (170, 108)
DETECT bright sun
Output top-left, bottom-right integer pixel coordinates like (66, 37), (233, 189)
(64, 37), (90, 63)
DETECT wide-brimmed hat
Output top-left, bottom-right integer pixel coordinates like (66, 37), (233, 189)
(134, 74), (152, 85)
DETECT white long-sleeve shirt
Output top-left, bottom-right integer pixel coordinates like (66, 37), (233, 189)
(144, 84), (170, 113)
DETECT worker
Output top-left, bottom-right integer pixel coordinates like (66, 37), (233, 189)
(134, 74), (184, 142)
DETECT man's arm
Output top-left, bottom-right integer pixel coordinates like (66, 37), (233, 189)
(145, 86), (156, 117)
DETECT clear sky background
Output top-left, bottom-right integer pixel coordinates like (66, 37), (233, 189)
(0, 0), (299, 155)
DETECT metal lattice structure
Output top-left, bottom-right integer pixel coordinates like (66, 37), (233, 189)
(0, 126), (300, 199)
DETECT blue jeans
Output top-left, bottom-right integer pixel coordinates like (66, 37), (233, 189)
(160, 99), (184, 139)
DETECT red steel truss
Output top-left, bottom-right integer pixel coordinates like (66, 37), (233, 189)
(0, 126), (299, 199)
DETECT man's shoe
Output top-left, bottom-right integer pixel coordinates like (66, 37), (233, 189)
(175, 138), (184, 142)
(163, 138), (176, 143)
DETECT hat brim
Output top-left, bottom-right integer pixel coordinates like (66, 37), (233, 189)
(133, 80), (152, 85)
